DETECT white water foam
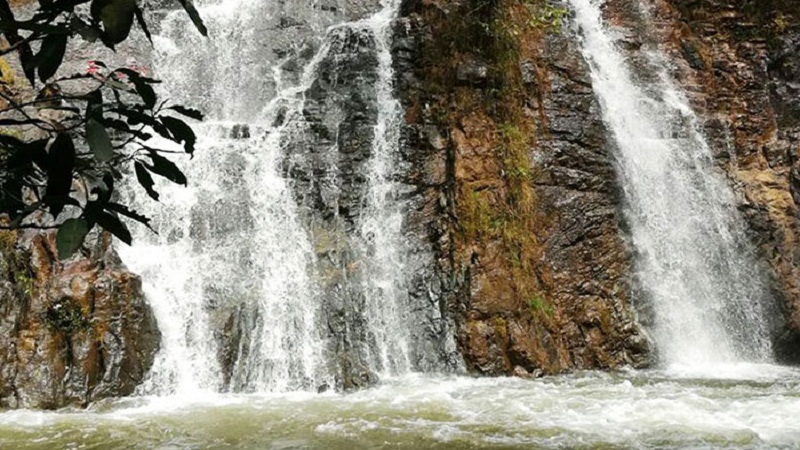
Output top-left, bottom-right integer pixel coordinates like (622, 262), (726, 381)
(355, 0), (414, 375)
(2, 369), (799, 448)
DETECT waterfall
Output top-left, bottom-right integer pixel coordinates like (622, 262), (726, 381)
(118, 0), (445, 394)
(355, 3), (414, 375)
(569, 0), (774, 366)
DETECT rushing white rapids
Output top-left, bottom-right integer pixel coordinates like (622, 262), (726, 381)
(118, 0), (424, 394)
(2, 368), (800, 449)
(569, 0), (775, 366)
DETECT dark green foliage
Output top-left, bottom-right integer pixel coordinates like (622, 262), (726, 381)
(134, 161), (158, 201)
(0, 0), (207, 258)
(56, 218), (89, 259)
(91, 0), (137, 45)
(35, 33), (67, 81)
(44, 296), (89, 332)
(176, 0), (208, 37)
(44, 133), (77, 217)
(145, 150), (188, 185)
(86, 119), (113, 162)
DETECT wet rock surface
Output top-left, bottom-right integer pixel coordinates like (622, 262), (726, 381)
(282, 16), (461, 387)
(394, 0), (650, 376)
(0, 230), (159, 409)
(279, 24), (384, 390)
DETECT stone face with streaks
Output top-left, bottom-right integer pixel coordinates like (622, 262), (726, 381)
(393, 0), (650, 376)
(0, 230), (159, 409)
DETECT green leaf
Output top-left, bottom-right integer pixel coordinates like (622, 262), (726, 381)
(114, 107), (170, 139)
(135, 80), (156, 109)
(145, 152), (187, 185)
(101, 116), (152, 141)
(106, 202), (152, 229)
(133, 3), (152, 43)
(168, 105), (204, 120)
(20, 43), (36, 86)
(0, 134), (50, 172)
(70, 15), (101, 42)
(177, 0), (208, 36)
(86, 119), (113, 162)
(0, 0), (14, 22)
(57, 218), (90, 259)
(92, 0), (136, 45)
(105, 78), (130, 91)
(18, 138), (49, 170)
(114, 69), (158, 108)
(161, 116), (196, 154)
(134, 161), (159, 201)
(36, 33), (68, 81)
(45, 134), (76, 217)
(94, 211), (132, 245)
(85, 89), (103, 115)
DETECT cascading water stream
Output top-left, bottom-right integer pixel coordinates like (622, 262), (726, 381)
(356, 1), (414, 375)
(569, 0), (774, 367)
(117, 0), (431, 394)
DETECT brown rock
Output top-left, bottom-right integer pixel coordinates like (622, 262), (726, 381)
(0, 229), (160, 409)
(394, 0), (650, 376)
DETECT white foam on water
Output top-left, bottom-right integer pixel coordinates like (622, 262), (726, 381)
(1, 370), (798, 448)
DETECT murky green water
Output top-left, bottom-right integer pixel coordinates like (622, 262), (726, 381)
(2, 364), (799, 449)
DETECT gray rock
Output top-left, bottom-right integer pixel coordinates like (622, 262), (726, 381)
(456, 58), (489, 86)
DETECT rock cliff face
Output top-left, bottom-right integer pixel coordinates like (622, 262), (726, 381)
(0, 229), (159, 409)
(394, 0), (800, 373)
(606, 0), (800, 361)
(282, 23), (387, 389)
(280, 10), (462, 385)
(394, 0), (650, 376)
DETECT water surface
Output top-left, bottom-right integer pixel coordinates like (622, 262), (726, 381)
(2, 365), (798, 449)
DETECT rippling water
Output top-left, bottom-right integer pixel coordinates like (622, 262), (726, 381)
(2, 364), (799, 449)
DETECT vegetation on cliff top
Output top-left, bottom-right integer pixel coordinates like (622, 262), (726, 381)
(0, 0), (205, 258)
